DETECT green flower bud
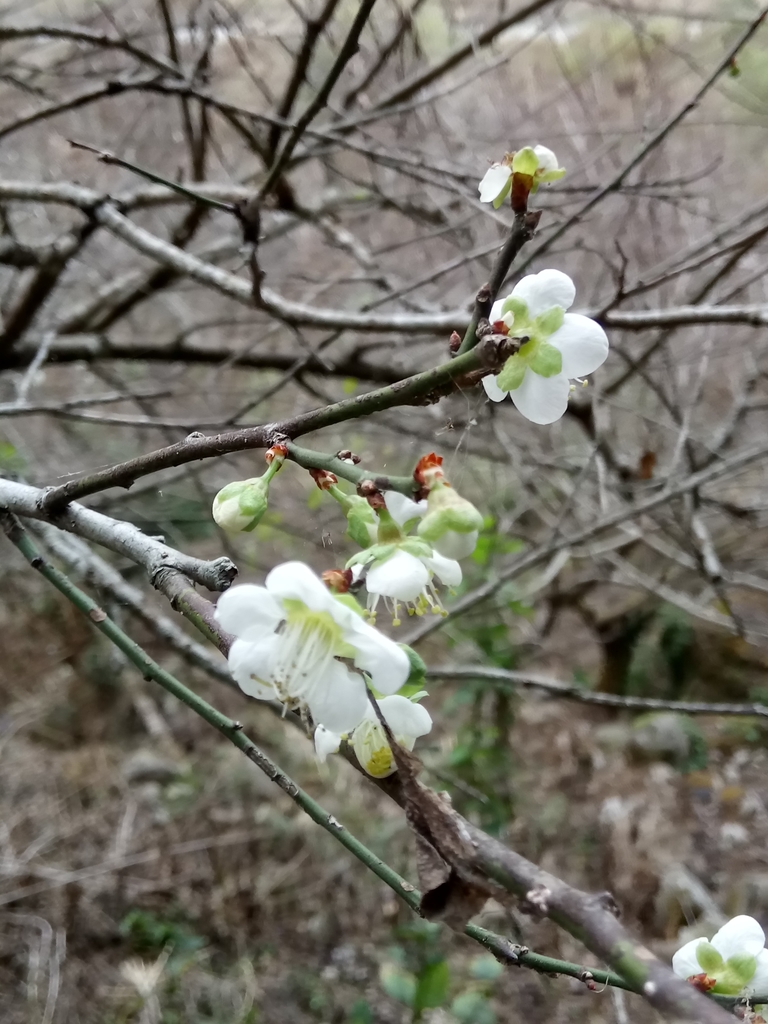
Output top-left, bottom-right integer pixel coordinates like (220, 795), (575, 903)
(212, 477), (269, 533)
(417, 480), (484, 545)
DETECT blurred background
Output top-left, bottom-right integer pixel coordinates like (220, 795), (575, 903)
(2, 0), (768, 1020)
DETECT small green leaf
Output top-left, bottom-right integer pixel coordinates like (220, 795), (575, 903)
(497, 354), (526, 391)
(342, 377), (358, 394)
(469, 954), (504, 981)
(511, 146), (539, 176)
(535, 306), (564, 336)
(413, 959), (450, 1012)
(399, 644), (427, 685)
(723, 952), (757, 988)
(500, 297), (528, 321)
(491, 176), (512, 209)
(528, 343), (562, 378)
(696, 942), (724, 974)
(379, 965), (417, 1007)
(451, 990), (496, 1024)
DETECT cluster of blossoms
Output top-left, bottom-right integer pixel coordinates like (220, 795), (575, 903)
(342, 453), (483, 626)
(672, 915), (768, 1002)
(212, 142), (611, 779)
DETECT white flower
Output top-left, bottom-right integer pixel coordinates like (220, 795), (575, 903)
(482, 269), (609, 425)
(672, 916), (768, 996)
(478, 145), (565, 208)
(215, 562), (409, 733)
(364, 545), (461, 624)
(348, 490), (462, 624)
(314, 695), (432, 778)
(385, 486), (479, 561)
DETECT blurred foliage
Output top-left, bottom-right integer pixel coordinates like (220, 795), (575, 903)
(378, 920), (501, 1022)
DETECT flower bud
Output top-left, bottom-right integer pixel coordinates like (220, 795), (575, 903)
(212, 477), (269, 533)
(309, 468), (338, 489)
(415, 474), (483, 560)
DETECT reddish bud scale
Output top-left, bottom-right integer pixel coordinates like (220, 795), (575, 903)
(687, 974), (717, 993)
(448, 330), (462, 353)
(492, 320), (510, 336)
(413, 452), (445, 487)
(265, 443), (288, 464)
(309, 468), (338, 489)
(321, 568), (353, 593)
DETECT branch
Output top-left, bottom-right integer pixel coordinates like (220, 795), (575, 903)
(515, 6), (768, 271)
(1, 514), (739, 1024)
(37, 338), (513, 509)
(0, 478), (236, 593)
(428, 665), (768, 718)
(405, 438), (768, 643)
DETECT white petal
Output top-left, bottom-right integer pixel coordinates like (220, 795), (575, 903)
(748, 950), (768, 994)
(314, 724), (342, 763)
(215, 584), (283, 640)
(549, 314), (609, 377)
(511, 269), (575, 318)
(423, 550), (462, 586)
(265, 561), (333, 613)
(478, 164), (511, 203)
(307, 660), (368, 733)
(672, 939), (707, 980)
(432, 530), (477, 561)
(384, 490), (426, 528)
(533, 145), (558, 172)
(377, 694), (432, 739)
(482, 374), (508, 403)
(346, 618), (410, 695)
(228, 636), (278, 699)
(510, 370), (570, 425)
(712, 916), (766, 960)
(366, 549), (429, 602)
(489, 298), (505, 322)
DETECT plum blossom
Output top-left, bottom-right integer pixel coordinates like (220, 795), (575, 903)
(482, 269), (609, 425)
(347, 487), (464, 624)
(314, 694), (432, 778)
(215, 562), (409, 733)
(478, 145), (565, 208)
(672, 916), (768, 996)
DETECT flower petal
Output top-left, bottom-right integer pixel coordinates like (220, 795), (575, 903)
(748, 949), (768, 995)
(510, 369), (570, 425)
(377, 694), (433, 739)
(672, 939), (707, 981)
(307, 660), (368, 733)
(346, 618), (410, 695)
(478, 164), (511, 203)
(533, 144), (559, 172)
(228, 636), (278, 699)
(549, 314), (609, 378)
(367, 549), (429, 602)
(265, 561), (333, 613)
(314, 724), (342, 763)
(482, 374), (508, 403)
(432, 530), (477, 561)
(511, 269), (575, 318)
(490, 298), (504, 322)
(215, 584), (283, 640)
(384, 490), (427, 528)
(712, 916), (766, 960)
(423, 550), (462, 586)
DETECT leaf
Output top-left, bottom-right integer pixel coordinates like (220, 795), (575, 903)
(469, 955), (504, 982)
(496, 355), (526, 391)
(528, 343), (562, 378)
(414, 959), (450, 1012)
(451, 990), (496, 1024)
(379, 964), (417, 1008)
